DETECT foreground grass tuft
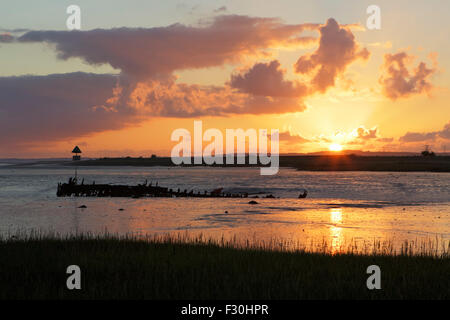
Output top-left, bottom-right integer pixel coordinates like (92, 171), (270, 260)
(0, 233), (449, 299)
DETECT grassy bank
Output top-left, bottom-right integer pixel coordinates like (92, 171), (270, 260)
(0, 234), (449, 299)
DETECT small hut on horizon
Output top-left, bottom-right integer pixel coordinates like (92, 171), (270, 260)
(72, 146), (82, 161)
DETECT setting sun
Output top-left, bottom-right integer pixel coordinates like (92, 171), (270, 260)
(329, 143), (343, 152)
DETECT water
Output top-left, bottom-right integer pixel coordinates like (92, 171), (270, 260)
(0, 165), (449, 253)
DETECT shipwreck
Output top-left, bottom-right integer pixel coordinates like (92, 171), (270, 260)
(56, 177), (256, 198)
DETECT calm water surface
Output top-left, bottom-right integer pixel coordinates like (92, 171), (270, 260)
(0, 165), (448, 253)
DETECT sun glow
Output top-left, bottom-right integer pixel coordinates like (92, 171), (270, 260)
(329, 143), (343, 152)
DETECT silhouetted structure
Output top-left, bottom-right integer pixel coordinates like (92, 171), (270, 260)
(72, 146), (82, 161)
(421, 145), (436, 157)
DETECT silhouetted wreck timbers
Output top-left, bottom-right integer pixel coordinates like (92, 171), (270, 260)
(56, 178), (254, 198)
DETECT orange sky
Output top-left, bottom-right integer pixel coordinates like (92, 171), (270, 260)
(0, 1), (449, 158)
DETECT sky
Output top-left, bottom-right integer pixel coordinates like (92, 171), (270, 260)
(0, 0), (449, 158)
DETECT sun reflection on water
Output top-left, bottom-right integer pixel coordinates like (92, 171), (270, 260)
(330, 208), (343, 253)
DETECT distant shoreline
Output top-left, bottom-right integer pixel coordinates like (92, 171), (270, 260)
(66, 155), (450, 172)
(1, 155), (449, 172)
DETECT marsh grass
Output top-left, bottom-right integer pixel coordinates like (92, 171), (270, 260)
(4, 229), (449, 257)
(0, 230), (449, 299)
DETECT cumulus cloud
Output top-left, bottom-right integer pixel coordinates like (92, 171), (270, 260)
(294, 18), (370, 92)
(379, 51), (437, 100)
(230, 60), (308, 98)
(355, 126), (378, 140)
(440, 123), (450, 140)
(0, 73), (132, 150)
(10, 15), (318, 80)
(399, 122), (450, 142)
(311, 125), (387, 147)
(0, 16), (374, 150)
(276, 131), (310, 144)
(122, 78), (306, 117)
(0, 72), (308, 149)
(345, 126), (388, 145)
